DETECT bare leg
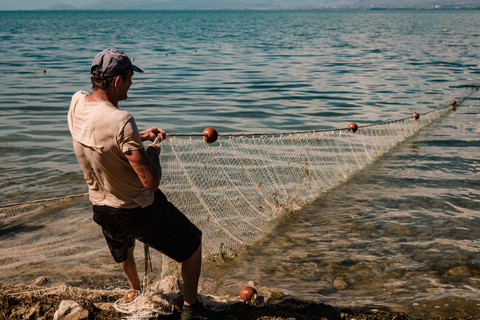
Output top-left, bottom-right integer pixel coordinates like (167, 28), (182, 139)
(119, 245), (141, 291)
(181, 242), (202, 305)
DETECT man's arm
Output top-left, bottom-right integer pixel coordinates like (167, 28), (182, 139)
(125, 145), (161, 192)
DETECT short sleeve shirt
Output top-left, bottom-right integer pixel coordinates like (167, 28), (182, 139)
(68, 91), (154, 208)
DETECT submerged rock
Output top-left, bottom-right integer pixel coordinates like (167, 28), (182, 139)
(446, 266), (473, 277)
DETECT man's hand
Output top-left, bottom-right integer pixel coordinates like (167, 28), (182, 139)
(140, 127), (166, 142)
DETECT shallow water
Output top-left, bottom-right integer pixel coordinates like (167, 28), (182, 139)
(0, 9), (479, 317)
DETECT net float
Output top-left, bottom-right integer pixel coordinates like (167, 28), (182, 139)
(240, 286), (257, 302)
(124, 289), (140, 303)
(173, 292), (184, 311)
(451, 99), (457, 106)
(348, 123), (358, 133)
(203, 127), (218, 143)
(412, 112), (419, 120)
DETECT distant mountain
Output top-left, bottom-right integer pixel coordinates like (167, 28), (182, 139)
(354, 0), (479, 7)
(81, 0), (278, 10)
(46, 2), (78, 10)
(47, 0), (480, 10)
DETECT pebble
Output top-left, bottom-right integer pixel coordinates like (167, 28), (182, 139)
(34, 276), (49, 285)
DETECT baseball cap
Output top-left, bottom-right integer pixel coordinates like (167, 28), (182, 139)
(91, 48), (144, 78)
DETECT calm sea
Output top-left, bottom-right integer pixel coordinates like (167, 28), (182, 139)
(0, 10), (479, 318)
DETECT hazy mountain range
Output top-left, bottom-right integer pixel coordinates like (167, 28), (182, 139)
(46, 0), (480, 10)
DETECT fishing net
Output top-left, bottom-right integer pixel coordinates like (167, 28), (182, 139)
(157, 101), (457, 274)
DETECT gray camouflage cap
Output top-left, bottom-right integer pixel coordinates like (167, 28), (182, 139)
(91, 48), (143, 79)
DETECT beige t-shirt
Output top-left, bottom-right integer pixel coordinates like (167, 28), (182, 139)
(68, 91), (154, 209)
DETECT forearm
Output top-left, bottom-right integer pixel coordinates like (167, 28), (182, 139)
(146, 145), (162, 182)
(126, 147), (162, 192)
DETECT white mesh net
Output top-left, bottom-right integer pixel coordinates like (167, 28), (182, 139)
(156, 103), (456, 275)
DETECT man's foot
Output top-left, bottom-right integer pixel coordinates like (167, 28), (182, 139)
(180, 300), (224, 320)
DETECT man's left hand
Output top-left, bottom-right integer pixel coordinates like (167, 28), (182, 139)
(140, 127), (166, 142)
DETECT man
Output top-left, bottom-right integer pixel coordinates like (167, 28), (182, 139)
(68, 48), (223, 320)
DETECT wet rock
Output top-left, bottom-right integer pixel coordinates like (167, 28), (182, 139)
(34, 276), (49, 285)
(333, 277), (348, 290)
(53, 300), (89, 320)
(446, 266), (473, 277)
(344, 272), (362, 286)
(340, 259), (356, 266)
(387, 225), (416, 236)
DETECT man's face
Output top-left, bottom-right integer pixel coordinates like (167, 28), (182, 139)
(117, 70), (133, 101)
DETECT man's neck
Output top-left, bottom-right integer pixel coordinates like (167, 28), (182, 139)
(86, 89), (119, 107)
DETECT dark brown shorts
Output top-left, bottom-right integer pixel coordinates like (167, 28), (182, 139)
(92, 189), (202, 263)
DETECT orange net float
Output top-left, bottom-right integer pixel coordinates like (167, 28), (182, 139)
(348, 123), (358, 133)
(123, 289), (140, 303)
(239, 286), (257, 302)
(451, 99), (457, 106)
(173, 292), (184, 311)
(203, 127), (218, 143)
(412, 112), (419, 120)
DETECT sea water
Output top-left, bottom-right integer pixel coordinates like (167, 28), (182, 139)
(0, 9), (479, 318)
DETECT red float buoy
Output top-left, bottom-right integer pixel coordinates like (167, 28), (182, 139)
(240, 286), (257, 302)
(173, 292), (183, 311)
(123, 289), (140, 303)
(451, 100), (457, 106)
(348, 123), (358, 133)
(203, 127), (218, 143)
(412, 112), (419, 120)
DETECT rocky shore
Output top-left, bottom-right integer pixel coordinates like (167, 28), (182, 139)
(0, 279), (476, 320)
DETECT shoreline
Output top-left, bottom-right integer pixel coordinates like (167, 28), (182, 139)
(1, 281), (476, 320)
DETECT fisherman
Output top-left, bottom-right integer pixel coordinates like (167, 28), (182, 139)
(68, 48), (223, 320)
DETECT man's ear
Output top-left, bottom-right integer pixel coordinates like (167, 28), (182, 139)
(114, 75), (123, 86)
